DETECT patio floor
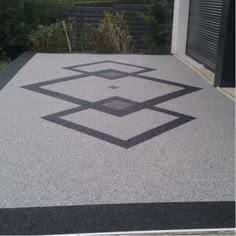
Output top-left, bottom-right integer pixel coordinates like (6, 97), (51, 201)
(0, 53), (235, 235)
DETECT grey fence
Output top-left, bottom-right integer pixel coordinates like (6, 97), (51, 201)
(64, 4), (149, 51)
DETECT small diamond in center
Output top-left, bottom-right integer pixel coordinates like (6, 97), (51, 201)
(96, 69), (127, 80)
(108, 85), (120, 89)
(102, 100), (134, 110)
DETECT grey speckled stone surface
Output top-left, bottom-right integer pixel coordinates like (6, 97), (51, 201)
(0, 53), (234, 208)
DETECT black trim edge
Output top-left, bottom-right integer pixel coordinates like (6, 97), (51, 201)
(0, 52), (35, 91)
(0, 201), (235, 235)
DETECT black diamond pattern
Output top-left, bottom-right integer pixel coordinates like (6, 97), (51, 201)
(22, 61), (202, 148)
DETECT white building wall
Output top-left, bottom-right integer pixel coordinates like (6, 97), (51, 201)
(171, 0), (190, 55)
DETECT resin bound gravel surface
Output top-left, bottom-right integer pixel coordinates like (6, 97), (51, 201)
(0, 53), (234, 235)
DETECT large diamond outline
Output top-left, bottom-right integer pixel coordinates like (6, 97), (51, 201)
(21, 73), (201, 116)
(42, 106), (196, 149)
(21, 60), (202, 148)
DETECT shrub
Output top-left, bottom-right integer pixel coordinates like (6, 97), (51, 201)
(78, 12), (134, 53)
(29, 19), (77, 53)
(78, 23), (99, 52)
(0, 47), (10, 61)
(98, 12), (134, 53)
(142, 0), (174, 54)
(0, 0), (63, 58)
(73, 0), (151, 7)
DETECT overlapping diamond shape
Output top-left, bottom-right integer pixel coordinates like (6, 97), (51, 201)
(22, 60), (201, 148)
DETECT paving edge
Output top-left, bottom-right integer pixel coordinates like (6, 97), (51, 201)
(0, 51), (35, 91)
(216, 87), (235, 103)
(50, 228), (235, 236)
(174, 55), (235, 104)
(174, 55), (214, 86)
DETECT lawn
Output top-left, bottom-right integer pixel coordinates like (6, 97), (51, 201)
(0, 60), (9, 72)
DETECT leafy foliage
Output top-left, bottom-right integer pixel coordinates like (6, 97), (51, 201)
(0, 0), (173, 57)
(0, 60), (10, 72)
(78, 23), (99, 52)
(73, 0), (151, 7)
(98, 12), (134, 53)
(29, 19), (77, 52)
(142, 0), (174, 54)
(78, 12), (134, 53)
(0, 0), (62, 58)
(0, 47), (10, 72)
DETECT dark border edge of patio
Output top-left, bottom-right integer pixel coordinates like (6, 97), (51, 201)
(0, 201), (235, 235)
(0, 52), (35, 91)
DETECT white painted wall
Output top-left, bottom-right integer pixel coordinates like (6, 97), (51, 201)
(171, 0), (190, 55)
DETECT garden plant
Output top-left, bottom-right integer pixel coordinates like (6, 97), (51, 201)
(0, 0), (174, 58)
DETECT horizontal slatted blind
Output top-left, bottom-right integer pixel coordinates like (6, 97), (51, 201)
(186, 0), (223, 72)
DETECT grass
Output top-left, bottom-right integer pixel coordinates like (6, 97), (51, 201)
(0, 60), (9, 72)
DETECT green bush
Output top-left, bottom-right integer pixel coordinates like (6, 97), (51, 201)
(142, 0), (174, 54)
(0, 47), (11, 72)
(0, 47), (9, 61)
(98, 12), (134, 53)
(0, 0), (63, 59)
(78, 12), (134, 53)
(78, 23), (99, 52)
(73, 0), (151, 6)
(29, 19), (77, 52)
